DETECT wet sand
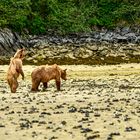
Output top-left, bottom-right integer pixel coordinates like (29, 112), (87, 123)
(0, 64), (140, 140)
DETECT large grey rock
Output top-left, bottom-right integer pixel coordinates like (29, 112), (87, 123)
(0, 28), (28, 56)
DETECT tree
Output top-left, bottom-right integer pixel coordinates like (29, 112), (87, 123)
(0, 0), (31, 31)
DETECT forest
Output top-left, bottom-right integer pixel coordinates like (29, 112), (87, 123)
(0, 0), (140, 35)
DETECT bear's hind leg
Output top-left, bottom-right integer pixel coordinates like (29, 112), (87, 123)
(11, 79), (18, 93)
(43, 82), (48, 90)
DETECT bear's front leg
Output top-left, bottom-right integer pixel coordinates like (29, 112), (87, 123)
(56, 80), (61, 91)
(31, 80), (40, 91)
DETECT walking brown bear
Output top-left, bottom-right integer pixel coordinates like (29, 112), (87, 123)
(31, 64), (67, 91)
(7, 48), (25, 93)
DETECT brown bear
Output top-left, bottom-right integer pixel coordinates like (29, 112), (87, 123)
(31, 64), (67, 91)
(7, 49), (25, 93)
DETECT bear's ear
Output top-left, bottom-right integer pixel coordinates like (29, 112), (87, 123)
(21, 48), (25, 51)
(64, 69), (67, 71)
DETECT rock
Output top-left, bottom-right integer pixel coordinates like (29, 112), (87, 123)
(39, 121), (46, 125)
(65, 52), (76, 59)
(86, 134), (100, 140)
(114, 34), (127, 43)
(41, 112), (51, 115)
(125, 127), (136, 132)
(68, 106), (77, 113)
(94, 113), (101, 117)
(101, 31), (114, 42)
(73, 125), (82, 129)
(0, 124), (5, 127)
(86, 44), (98, 51)
(32, 120), (39, 123)
(121, 27), (131, 35)
(19, 119), (32, 129)
(81, 128), (93, 133)
(0, 28), (28, 56)
(61, 121), (67, 125)
(74, 47), (93, 58)
(49, 136), (58, 140)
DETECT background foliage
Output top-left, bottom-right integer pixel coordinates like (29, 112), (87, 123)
(0, 0), (140, 35)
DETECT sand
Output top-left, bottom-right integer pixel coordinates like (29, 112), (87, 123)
(0, 64), (140, 140)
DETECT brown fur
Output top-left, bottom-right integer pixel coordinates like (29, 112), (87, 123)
(31, 64), (67, 91)
(7, 49), (25, 93)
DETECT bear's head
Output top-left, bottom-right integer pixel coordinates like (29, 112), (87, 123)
(61, 69), (67, 80)
(14, 48), (26, 60)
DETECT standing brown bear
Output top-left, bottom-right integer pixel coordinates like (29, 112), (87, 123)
(7, 48), (25, 93)
(31, 64), (67, 91)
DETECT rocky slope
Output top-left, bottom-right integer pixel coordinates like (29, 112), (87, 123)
(1, 28), (140, 65)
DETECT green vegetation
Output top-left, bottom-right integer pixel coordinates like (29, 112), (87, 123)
(0, 0), (140, 35)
